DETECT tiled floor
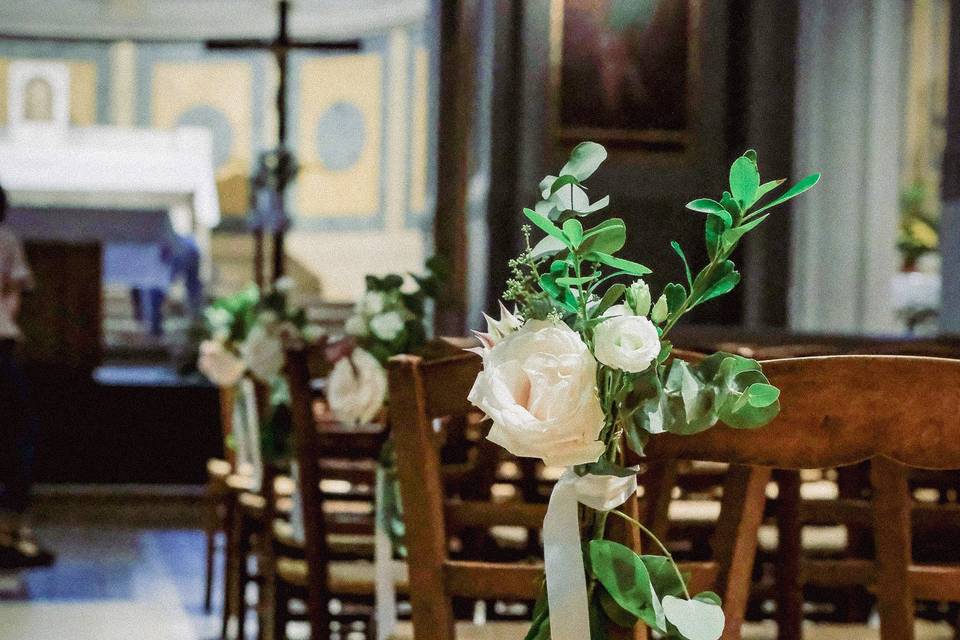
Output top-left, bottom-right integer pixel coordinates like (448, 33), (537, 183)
(0, 526), (220, 640)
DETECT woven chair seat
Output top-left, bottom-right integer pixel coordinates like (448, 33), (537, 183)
(275, 557), (408, 594)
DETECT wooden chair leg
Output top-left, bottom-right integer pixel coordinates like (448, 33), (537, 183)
(713, 465), (771, 640)
(640, 460), (677, 542)
(223, 496), (239, 640)
(205, 527), (218, 614)
(774, 469), (802, 640)
(871, 457), (914, 640)
(273, 580), (288, 640)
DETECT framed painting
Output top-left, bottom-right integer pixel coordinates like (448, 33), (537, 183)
(549, 0), (702, 156)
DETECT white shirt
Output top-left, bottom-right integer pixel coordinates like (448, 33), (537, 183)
(0, 226), (33, 339)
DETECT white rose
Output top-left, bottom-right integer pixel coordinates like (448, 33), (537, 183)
(593, 305), (661, 373)
(468, 320), (605, 467)
(369, 311), (405, 342)
(241, 325), (285, 383)
(328, 348), (387, 424)
(359, 291), (385, 316)
(344, 315), (368, 337)
(198, 340), (245, 388)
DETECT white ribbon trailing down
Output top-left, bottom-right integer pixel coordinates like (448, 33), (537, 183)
(543, 468), (639, 640)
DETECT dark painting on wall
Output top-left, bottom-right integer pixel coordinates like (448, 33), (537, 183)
(554, 0), (699, 151)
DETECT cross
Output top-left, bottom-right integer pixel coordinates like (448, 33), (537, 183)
(207, 0), (361, 287)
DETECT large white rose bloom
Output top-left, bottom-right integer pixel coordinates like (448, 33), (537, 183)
(369, 311), (405, 342)
(593, 304), (660, 373)
(198, 340), (246, 388)
(328, 348), (388, 425)
(468, 319), (606, 466)
(241, 324), (285, 383)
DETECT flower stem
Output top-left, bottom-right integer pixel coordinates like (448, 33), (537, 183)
(608, 508), (691, 600)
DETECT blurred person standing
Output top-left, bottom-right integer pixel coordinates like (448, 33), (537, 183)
(0, 184), (54, 568)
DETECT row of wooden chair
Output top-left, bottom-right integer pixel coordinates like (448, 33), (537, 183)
(205, 334), (960, 640)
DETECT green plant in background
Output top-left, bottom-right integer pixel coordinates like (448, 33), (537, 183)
(897, 181), (939, 269)
(198, 278), (323, 461)
(474, 142), (820, 640)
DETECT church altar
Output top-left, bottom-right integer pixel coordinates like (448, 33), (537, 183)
(0, 123), (221, 285)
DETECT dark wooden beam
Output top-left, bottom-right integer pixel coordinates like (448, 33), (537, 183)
(939, 0), (960, 333)
(433, 0), (476, 336)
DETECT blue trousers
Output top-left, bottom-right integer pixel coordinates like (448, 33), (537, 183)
(0, 340), (37, 514)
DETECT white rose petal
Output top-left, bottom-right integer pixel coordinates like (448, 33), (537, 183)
(328, 348), (387, 424)
(241, 325), (285, 383)
(344, 315), (368, 337)
(359, 291), (385, 316)
(198, 340), (246, 388)
(593, 305), (661, 373)
(369, 311), (405, 342)
(468, 320), (605, 467)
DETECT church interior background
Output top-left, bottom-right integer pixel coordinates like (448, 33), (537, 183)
(0, 1), (958, 639)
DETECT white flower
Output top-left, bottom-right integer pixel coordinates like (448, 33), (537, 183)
(345, 315), (368, 337)
(328, 348), (387, 424)
(369, 311), (405, 342)
(358, 291), (385, 316)
(625, 279), (651, 317)
(468, 320), (605, 467)
(301, 323), (326, 342)
(593, 305), (661, 373)
(205, 306), (232, 330)
(198, 340), (245, 388)
(241, 324), (285, 383)
(473, 302), (523, 349)
(274, 276), (295, 293)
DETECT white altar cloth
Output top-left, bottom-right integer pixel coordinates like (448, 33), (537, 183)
(0, 124), (220, 281)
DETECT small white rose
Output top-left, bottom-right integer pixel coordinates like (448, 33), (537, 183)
(468, 319), (605, 467)
(626, 279), (652, 316)
(301, 323), (326, 343)
(328, 348), (387, 424)
(197, 340), (246, 388)
(241, 324), (285, 383)
(274, 276), (295, 293)
(651, 294), (669, 323)
(344, 315), (368, 337)
(358, 291), (385, 316)
(593, 305), (660, 373)
(369, 311), (405, 342)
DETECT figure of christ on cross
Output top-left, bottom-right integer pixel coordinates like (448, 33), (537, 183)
(207, 0), (361, 287)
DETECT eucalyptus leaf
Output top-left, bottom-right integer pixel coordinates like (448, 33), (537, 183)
(744, 149), (757, 164)
(705, 216), (724, 260)
(589, 539), (666, 631)
(557, 274), (598, 286)
(753, 178), (785, 205)
(524, 207), (570, 246)
(598, 587), (639, 629)
(745, 382), (780, 407)
(531, 235), (568, 260)
(581, 218), (627, 255)
(686, 199), (733, 228)
(551, 183), (590, 214)
(563, 218), (584, 247)
(560, 141), (608, 181)
(640, 555), (686, 599)
(539, 174), (558, 199)
(662, 595), (725, 640)
(698, 271), (740, 305)
(550, 174), (581, 196)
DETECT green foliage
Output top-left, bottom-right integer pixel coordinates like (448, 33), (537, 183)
(500, 143), (818, 640)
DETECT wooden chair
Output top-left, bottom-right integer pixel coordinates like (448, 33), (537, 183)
(387, 350), (770, 640)
(640, 354), (960, 640)
(277, 343), (401, 640)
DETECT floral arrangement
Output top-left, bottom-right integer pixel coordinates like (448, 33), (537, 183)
(326, 258), (443, 425)
(197, 277), (324, 459)
(467, 142), (819, 640)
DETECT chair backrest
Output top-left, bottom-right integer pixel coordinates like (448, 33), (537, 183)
(388, 349), (758, 640)
(640, 355), (960, 640)
(284, 343), (334, 637)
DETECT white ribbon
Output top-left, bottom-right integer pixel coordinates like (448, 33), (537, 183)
(543, 468), (638, 640)
(374, 464), (398, 640)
